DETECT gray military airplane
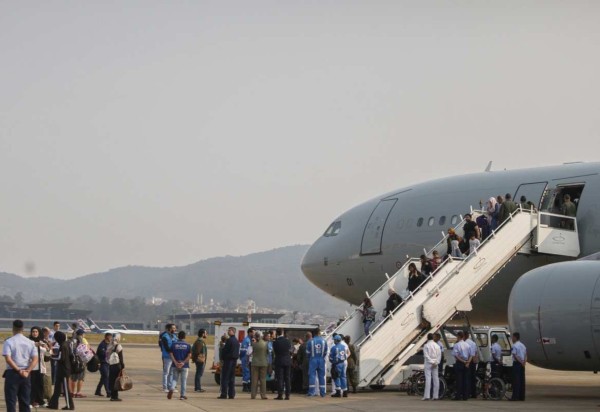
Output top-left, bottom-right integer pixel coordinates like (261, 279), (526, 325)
(301, 162), (600, 371)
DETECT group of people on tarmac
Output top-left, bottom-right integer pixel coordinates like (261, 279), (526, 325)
(214, 326), (358, 400)
(159, 323), (208, 401)
(3, 319), (125, 412)
(422, 330), (527, 402)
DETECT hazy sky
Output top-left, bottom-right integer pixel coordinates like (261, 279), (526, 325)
(1, 1), (599, 278)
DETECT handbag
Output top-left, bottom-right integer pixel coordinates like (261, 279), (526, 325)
(114, 370), (133, 391)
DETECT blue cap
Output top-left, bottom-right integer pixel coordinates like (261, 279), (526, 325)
(333, 334), (342, 342)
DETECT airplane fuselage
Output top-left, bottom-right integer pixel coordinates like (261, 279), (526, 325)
(301, 163), (600, 323)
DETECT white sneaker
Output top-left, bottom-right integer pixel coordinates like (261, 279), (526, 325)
(173, 389), (179, 393)
(422, 398), (430, 401)
(164, 389), (169, 393)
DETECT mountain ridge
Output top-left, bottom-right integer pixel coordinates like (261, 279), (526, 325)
(0, 245), (349, 314)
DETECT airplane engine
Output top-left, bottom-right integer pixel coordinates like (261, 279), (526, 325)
(508, 260), (600, 371)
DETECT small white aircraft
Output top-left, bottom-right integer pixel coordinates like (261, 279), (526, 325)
(85, 318), (159, 335)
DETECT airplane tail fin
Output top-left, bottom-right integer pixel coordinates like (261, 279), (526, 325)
(86, 318), (100, 331)
(77, 319), (91, 332)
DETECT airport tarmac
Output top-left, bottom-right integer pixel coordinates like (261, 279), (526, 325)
(3, 344), (600, 411)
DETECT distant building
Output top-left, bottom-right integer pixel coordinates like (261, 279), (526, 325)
(0, 302), (93, 330)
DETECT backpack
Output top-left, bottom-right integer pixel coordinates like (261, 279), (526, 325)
(191, 338), (206, 363)
(68, 340), (86, 374)
(158, 331), (167, 351)
(365, 306), (377, 322)
(75, 343), (94, 364)
(87, 355), (100, 373)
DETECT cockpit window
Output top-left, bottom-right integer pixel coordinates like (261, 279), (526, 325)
(324, 221), (342, 237)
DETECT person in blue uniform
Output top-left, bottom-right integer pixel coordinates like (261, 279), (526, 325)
(464, 331), (478, 398)
(169, 331), (191, 400)
(3, 319), (38, 412)
(452, 331), (471, 401)
(511, 332), (527, 401)
(306, 329), (328, 397)
(328, 335), (348, 398)
(218, 327), (240, 399)
(240, 327), (254, 393)
(160, 323), (178, 392)
(490, 334), (502, 377)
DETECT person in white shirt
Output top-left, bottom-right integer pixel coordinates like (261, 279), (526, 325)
(433, 333), (445, 375)
(469, 234), (481, 255)
(422, 333), (442, 400)
(2, 319), (39, 412)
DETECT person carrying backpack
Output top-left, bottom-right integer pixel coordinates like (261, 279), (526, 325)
(191, 329), (208, 392)
(360, 298), (376, 336)
(68, 330), (88, 398)
(107, 334), (125, 402)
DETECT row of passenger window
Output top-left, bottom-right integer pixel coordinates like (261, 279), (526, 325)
(416, 215), (459, 228)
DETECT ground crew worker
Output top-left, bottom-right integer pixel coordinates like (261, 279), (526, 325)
(329, 335), (348, 398)
(306, 329), (328, 397)
(490, 334), (502, 377)
(511, 332), (527, 401)
(464, 331), (478, 398)
(452, 331), (471, 401)
(240, 327), (254, 392)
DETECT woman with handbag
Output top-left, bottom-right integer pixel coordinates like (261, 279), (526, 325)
(28, 326), (50, 407)
(107, 333), (125, 402)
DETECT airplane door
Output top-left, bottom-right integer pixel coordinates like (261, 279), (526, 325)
(514, 182), (548, 209)
(361, 199), (397, 255)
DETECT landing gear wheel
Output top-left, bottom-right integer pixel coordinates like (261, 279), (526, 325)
(369, 384), (385, 391)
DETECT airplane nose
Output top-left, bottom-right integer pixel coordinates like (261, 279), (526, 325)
(301, 243), (322, 287)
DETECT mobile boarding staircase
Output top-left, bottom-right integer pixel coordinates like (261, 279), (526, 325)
(329, 207), (580, 389)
